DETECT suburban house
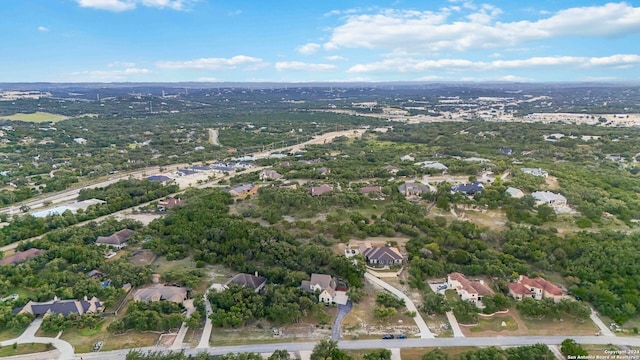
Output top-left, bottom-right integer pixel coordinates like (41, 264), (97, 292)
(225, 272), (267, 293)
(95, 228), (134, 249)
(500, 146), (513, 155)
(18, 296), (103, 317)
(359, 242), (404, 267)
(301, 273), (349, 305)
(0, 248), (45, 266)
(86, 269), (104, 280)
(317, 167), (331, 176)
(508, 275), (567, 303)
(447, 272), (494, 308)
(505, 187), (525, 198)
(398, 182), (430, 198)
(360, 185), (383, 197)
(414, 161), (448, 172)
(400, 155), (415, 162)
(158, 197), (183, 211)
(451, 181), (484, 195)
(531, 191), (567, 206)
(259, 169), (283, 181)
(146, 175), (173, 183)
(382, 165), (400, 174)
(310, 184), (333, 196)
(133, 284), (188, 303)
(521, 168), (548, 177)
(227, 183), (259, 197)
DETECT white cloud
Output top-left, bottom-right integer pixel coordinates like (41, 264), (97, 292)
(325, 55), (346, 61)
(324, 3), (640, 53)
(37, 26), (49, 32)
(76, 0), (193, 11)
(497, 75), (533, 82)
(297, 43), (322, 55)
(227, 9), (242, 16)
(347, 54), (640, 73)
(108, 61), (136, 68)
(156, 55), (266, 70)
(70, 68), (151, 81)
(275, 62), (337, 72)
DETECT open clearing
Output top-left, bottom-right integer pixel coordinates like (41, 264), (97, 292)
(0, 112), (68, 123)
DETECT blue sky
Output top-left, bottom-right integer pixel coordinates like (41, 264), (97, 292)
(1, 0), (639, 83)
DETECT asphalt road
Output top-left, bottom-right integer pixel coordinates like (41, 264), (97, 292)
(332, 301), (353, 340)
(76, 335), (640, 360)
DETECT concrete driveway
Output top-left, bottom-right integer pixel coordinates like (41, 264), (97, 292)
(197, 290), (214, 348)
(332, 301), (353, 340)
(364, 272), (435, 338)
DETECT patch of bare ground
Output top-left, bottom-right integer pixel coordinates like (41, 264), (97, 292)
(211, 316), (335, 346)
(545, 175), (560, 190)
(129, 248), (156, 266)
(341, 281), (419, 339)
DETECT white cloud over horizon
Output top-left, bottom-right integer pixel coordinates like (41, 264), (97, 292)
(76, 0), (192, 12)
(275, 61), (338, 72)
(347, 54), (640, 73)
(323, 2), (640, 53)
(70, 67), (151, 81)
(37, 26), (49, 32)
(156, 56), (266, 70)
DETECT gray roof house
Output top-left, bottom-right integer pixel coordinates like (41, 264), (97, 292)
(226, 273), (267, 293)
(398, 182), (429, 197)
(532, 191), (567, 206)
(505, 187), (525, 198)
(133, 284), (188, 303)
(95, 229), (134, 249)
(18, 296), (103, 317)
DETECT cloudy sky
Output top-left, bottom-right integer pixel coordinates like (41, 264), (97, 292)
(1, 0), (639, 83)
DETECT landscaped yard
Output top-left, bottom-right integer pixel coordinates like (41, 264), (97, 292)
(59, 317), (160, 353)
(0, 343), (54, 357)
(0, 327), (26, 341)
(468, 314), (519, 333)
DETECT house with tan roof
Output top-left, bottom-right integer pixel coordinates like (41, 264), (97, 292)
(508, 275), (567, 303)
(133, 284), (188, 303)
(0, 248), (45, 266)
(447, 272), (494, 308)
(259, 169), (283, 181)
(359, 242), (404, 268)
(95, 229), (134, 249)
(310, 184), (333, 196)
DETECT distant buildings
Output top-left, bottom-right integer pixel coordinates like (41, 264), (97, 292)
(521, 168), (548, 178)
(531, 191), (567, 206)
(451, 181), (484, 195)
(505, 187), (525, 198)
(259, 169), (283, 181)
(414, 161), (448, 171)
(398, 182), (430, 198)
(310, 184), (333, 196)
(227, 183), (259, 197)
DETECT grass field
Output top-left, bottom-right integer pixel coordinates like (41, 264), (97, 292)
(401, 347), (478, 360)
(0, 327), (26, 341)
(0, 343), (54, 357)
(469, 315), (519, 333)
(0, 112), (68, 123)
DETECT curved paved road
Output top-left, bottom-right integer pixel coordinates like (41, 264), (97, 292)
(364, 272), (435, 338)
(0, 317), (75, 360)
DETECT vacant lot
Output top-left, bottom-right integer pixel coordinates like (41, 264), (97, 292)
(0, 112), (68, 123)
(401, 347), (479, 360)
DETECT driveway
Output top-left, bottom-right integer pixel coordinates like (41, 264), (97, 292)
(590, 308), (615, 337)
(364, 272), (435, 338)
(0, 317), (75, 360)
(197, 290), (214, 348)
(446, 311), (465, 338)
(332, 301), (353, 340)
